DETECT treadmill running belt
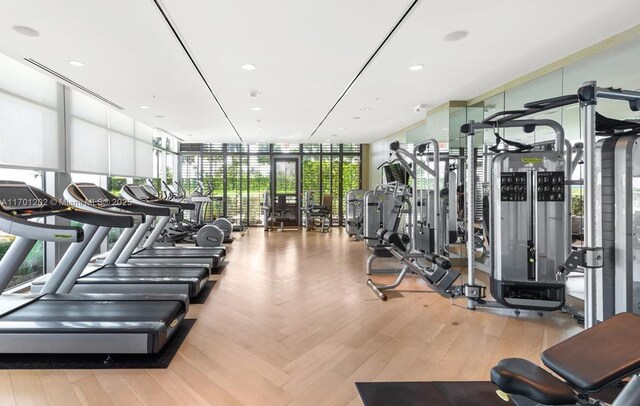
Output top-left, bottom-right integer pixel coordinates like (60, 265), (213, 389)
(133, 248), (223, 258)
(84, 266), (208, 279)
(0, 320), (195, 369)
(2, 300), (181, 323)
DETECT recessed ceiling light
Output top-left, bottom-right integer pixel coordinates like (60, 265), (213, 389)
(139, 105), (149, 109)
(441, 127), (448, 131)
(241, 63), (256, 71)
(338, 127), (345, 131)
(409, 64), (424, 71)
(362, 107), (371, 112)
(155, 115), (164, 118)
(251, 107), (262, 111)
(443, 30), (469, 42)
(68, 60), (84, 67)
(352, 116), (361, 120)
(12, 25), (40, 37)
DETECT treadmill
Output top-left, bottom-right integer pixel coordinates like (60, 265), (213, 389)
(30, 183), (210, 298)
(0, 181), (188, 354)
(117, 184), (225, 268)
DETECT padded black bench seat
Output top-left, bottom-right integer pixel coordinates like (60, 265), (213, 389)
(491, 312), (640, 405)
(542, 312), (640, 392)
(371, 247), (393, 258)
(491, 358), (578, 405)
(307, 205), (330, 217)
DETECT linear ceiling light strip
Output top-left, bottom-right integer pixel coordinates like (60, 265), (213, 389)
(306, 0), (421, 142)
(153, 0), (244, 142)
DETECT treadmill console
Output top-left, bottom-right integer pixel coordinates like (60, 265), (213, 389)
(77, 185), (108, 204)
(128, 186), (150, 200)
(142, 185), (157, 196)
(0, 184), (46, 211)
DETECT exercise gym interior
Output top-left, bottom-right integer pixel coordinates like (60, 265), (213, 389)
(0, 2), (639, 405)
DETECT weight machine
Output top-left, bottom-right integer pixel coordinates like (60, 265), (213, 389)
(344, 189), (367, 240)
(301, 191), (333, 233)
(367, 140), (460, 300)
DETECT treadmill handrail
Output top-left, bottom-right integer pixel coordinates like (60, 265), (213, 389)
(66, 183), (168, 218)
(122, 185), (195, 213)
(24, 184), (139, 229)
(59, 207), (137, 229)
(0, 211), (83, 242)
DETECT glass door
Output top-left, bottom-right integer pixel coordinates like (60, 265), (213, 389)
(272, 157), (300, 227)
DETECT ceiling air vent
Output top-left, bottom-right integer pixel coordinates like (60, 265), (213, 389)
(24, 58), (124, 110)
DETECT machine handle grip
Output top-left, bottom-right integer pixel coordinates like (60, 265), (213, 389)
(60, 207), (137, 228)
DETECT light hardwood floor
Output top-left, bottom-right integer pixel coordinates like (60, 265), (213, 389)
(0, 229), (583, 405)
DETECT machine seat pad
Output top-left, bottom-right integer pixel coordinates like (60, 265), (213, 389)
(542, 312), (640, 392)
(308, 212), (330, 217)
(490, 358), (577, 405)
(372, 248), (393, 257)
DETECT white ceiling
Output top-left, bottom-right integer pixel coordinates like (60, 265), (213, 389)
(0, 0), (638, 145)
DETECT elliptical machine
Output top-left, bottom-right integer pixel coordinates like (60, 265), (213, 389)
(189, 181), (235, 243)
(148, 180), (224, 247)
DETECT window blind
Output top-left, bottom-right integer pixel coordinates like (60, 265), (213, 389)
(0, 53), (63, 171)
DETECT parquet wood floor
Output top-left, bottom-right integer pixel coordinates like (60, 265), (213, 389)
(0, 229), (583, 405)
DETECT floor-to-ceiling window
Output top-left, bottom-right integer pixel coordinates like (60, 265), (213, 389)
(178, 143), (362, 227)
(0, 169), (45, 290)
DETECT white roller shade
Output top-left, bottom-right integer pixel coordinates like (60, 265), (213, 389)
(134, 122), (154, 178)
(68, 119), (109, 174)
(135, 122), (153, 143)
(109, 131), (135, 177)
(67, 89), (110, 174)
(135, 140), (153, 178)
(110, 109), (134, 136)
(0, 53), (63, 171)
(69, 89), (108, 126)
(67, 88), (156, 177)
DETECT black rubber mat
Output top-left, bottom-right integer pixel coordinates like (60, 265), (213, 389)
(0, 319), (195, 370)
(356, 381), (624, 406)
(190, 280), (216, 304)
(211, 260), (228, 275)
(356, 381), (501, 406)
